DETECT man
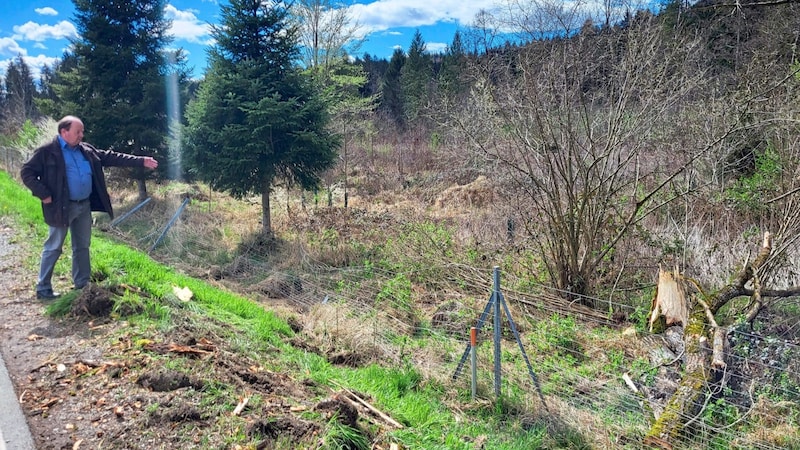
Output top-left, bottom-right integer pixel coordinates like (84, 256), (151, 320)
(21, 116), (159, 300)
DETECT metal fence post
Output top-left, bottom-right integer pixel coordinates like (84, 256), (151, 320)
(149, 197), (190, 252)
(493, 266), (501, 400)
(110, 197), (152, 227)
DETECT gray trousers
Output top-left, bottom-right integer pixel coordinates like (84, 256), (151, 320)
(36, 199), (92, 293)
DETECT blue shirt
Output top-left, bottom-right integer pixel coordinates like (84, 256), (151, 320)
(59, 136), (93, 201)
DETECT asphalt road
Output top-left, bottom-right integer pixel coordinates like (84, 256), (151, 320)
(0, 349), (34, 450)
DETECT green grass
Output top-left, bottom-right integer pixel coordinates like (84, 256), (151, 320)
(0, 170), (46, 231)
(319, 418), (370, 450)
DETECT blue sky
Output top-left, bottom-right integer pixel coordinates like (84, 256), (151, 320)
(0, 0), (501, 80)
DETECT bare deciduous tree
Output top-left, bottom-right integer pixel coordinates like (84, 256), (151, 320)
(455, 2), (711, 299)
(291, 1), (375, 209)
(293, 0), (363, 70)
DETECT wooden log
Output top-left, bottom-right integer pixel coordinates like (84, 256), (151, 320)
(643, 311), (710, 448)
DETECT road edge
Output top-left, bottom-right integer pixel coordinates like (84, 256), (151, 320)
(0, 348), (34, 450)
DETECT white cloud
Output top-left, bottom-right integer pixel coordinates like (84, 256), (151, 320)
(35, 7), (59, 16)
(24, 53), (63, 78)
(164, 5), (214, 44)
(348, 0), (498, 34)
(0, 37), (27, 58)
(13, 20), (78, 42)
(426, 42), (447, 54)
(0, 53), (61, 80)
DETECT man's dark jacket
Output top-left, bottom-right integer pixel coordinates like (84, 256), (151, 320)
(21, 138), (147, 227)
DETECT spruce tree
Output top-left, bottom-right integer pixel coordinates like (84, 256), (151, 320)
(439, 31), (468, 103)
(184, 0), (338, 235)
(400, 30), (433, 126)
(3, 56), (39, 131)
(379, 48), (406, 131)
(47, 0), (185, 199)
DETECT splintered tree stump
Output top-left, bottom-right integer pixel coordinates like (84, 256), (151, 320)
(648, 265), (689, 333)
(643, 233), (775, 448)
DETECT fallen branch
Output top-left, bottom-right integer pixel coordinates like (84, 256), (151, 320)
(744, 272), (765, 325)
(330, 380), (403, 429)
(644, 232), (777, 447)
(233, 396), (249, 416)
(622, 373), (639, 393)
(698, 299), (728, 370)
(711, 327), (729, 371)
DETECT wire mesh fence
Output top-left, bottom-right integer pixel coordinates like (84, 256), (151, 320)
(0, 146), (23, 177)
(211, 255), (799, 450)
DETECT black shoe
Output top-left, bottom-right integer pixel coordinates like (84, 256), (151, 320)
(36, 290), (61, 300)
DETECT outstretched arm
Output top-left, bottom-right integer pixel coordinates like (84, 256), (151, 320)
(93, 145), (158, 169)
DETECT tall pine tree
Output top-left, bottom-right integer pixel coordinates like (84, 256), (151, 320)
(400, 30), (433, 126)
(184, 0), (338, 235)
(2, 56), (39, 132)
(45, 0), (184, 199)
(379, 48), (406, 131)
(439, 31), (468, 104)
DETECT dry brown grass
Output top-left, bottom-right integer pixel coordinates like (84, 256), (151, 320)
(434, 175), (497, 210)
(737, 398), (800, 448)
(300, 303), (395, 364)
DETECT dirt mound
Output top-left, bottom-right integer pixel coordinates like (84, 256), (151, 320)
(254, 273), (304, 298)
(247, 416), (318, 448)
(316, 395), (360, 428)
(136, 369), (205, 392)
(70, 283), (114, 317)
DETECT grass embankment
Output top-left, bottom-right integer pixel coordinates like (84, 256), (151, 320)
(0, 169), (555, 449)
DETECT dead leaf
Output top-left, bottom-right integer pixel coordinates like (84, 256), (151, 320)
(73, 362), (91, 375)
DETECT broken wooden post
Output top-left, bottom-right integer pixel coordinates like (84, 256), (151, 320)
(470, 327), (477, 401)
